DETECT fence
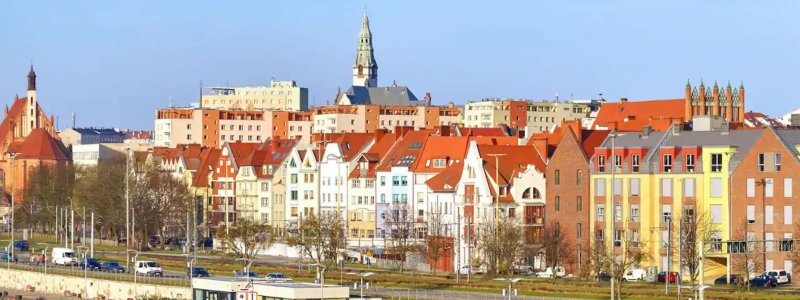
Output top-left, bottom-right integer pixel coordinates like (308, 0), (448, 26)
(364, 286), (584, 300)
(1, 259), (190, 287)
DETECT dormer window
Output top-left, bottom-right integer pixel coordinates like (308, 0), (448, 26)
(262, 165), (267, 174)
(499, 185), (507, 196)
(433, 159), (446, 168)
(662, 154), (672, 173)
(268, 165), (274, 175)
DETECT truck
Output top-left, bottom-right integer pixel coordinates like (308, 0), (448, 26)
(135, 261), (163, 277)
(51, 248), (78, 266)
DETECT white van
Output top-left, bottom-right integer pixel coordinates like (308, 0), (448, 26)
(623, 268), (647, 281)
(762, 269), (792, 285)
(135, 260), (163, 277)
(535, 266), (566, 278)
(51, 248), (77, 266)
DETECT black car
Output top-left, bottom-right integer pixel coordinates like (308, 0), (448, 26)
(79, 258), (101, 270)
(100, 261), (126, 273)
(714, 274), (742, 285)
(595, 272), (612, 281)
(188, 267), (210, 278)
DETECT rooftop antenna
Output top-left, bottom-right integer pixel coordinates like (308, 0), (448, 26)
(555, 92), (560, 102)
(72, 112), (76, 128)
(570, 93), (574, 100)
(199, 80), (204, 109)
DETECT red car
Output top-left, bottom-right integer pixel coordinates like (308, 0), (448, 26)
(657, 272), (680, 283)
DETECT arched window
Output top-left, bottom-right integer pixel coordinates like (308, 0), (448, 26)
(522, 187), (541, 199)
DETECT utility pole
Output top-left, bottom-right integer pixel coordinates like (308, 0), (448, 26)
(125, 147), (131, 271)
(609, 131), (616, 300)
(487, 153), (505, 272)
(666, 216), (672, 295)
(90, 212), (94, 257)
(678, 219), (682, 299)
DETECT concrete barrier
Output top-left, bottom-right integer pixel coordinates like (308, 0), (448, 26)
(0, 268), (191, 299)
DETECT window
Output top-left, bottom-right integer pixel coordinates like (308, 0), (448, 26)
(261, 182), (269, 191)
(747, 205), (755, 224)
(629, 178), (640, 196)
(662, 204), (672, 224)
(613, 229), (623, 247)
(555, 196), (560, 211)
(661, 178), (672, 197)
(577, 223), (582, 238)
(758, 153), (765, 172)
(710, 178), (722, 198)
(711, 153), (723, 172)
(597, 155), (606, 172)
(629, 229), (640, 247)
(417, 192), (424, 203)
(613, 178), (622, 196)
(785, 206), (793, 225)
(776, 153), (782, 171)
(711, 232), (722, 252)
(291, 174), (298, 184)
(766, 205), (774, 225)
(685, 154), (695, 172)
(780, 233), (793, 252)
(630, 204), (640, 222)
(614, 204), (622, 222)
(554, 170), (560, 185)
(596, 229), (605, 241)
(576, 170), (582, 186)
(392, 176), (399, 186)
(433, 159), (446, 168)
(260, 197), (269, 207)
(595, 178), (606, 196)
(596, 204), (605, 221)
(577, 196), (582, 211)
(662, 154), (672, 172)
(683, 178), (695, 197)
(631, 154), (640, 172)
(766, 178), (774, 197)
(401, 176), (408, 186)
(380, 176), (386, 186)
(747, 178), (756, 197)
(710, 205), (722, 224)
(614, 155), (622, 171)
(290, 190), (298, 201)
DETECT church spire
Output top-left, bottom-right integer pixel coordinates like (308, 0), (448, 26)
(352, 10), (378, 87)
(27, 64), (37, 91)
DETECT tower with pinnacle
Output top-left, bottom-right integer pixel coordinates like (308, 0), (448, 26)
(352, 11), (378, 87)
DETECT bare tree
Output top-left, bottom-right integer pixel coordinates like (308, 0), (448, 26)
(607, 224), (650, 299)
(475, 214), (525, 276)
(538, 220), (575, 280)
(73, 161), (128, 242)
(287, 212), (347, 284)
(385, 203), (420, 273)
(425, 207), (449, 275)
(19, 164), (74, 233)
(677, 209), (718, 290)
(585, 235), (609, 280)
(730, 221), (762, 291)
(216, 217), (275, 272)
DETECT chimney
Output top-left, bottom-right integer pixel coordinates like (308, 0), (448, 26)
(620, 98), (628, 102)
(642, 125), (653, 136)
(394, 126), (413, 139)
(374, 128), (387, 141)
(438, 125), (451, 137)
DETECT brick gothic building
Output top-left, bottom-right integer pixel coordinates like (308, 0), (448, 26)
(0, 66), (69, 205)
(730, 128), (800, 276)
(545, 123), (609, 274)
(685, 80), (746, 124)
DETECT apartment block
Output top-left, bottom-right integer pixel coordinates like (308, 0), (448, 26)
(463, 99), (594, 134)
(201, 80), (309, 111)
(311, 105), (461, 134)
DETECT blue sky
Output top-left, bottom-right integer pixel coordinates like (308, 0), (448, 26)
(1, 1), (798, 129)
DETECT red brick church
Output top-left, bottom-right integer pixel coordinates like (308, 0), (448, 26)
(0, 66), (69, 206)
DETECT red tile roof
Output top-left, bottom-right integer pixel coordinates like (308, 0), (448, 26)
(458, 126), (508, 137)
(478, 145), (545, 203)
(0, 98), (29, 146)
(350, 132), (400, 178)
(426, 161), (464, 192)
(593, 99), (685, 132)
(244, 139), (298, 179)
(377, 130), (434, 171)
(412, 136), (470, 173)
(744, 112), (785, 128)
(13, 128), (68, 160)
(331, 133), (375, 161)
(192, 148), (221, 187)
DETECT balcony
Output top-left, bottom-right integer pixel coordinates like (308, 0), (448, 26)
(215, 204), (235, 212)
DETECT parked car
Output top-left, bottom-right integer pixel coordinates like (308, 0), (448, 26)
(13, 240), (29, 251)
(458, 265), (486, 275)
(135, 261), (163, 277)
(595, 272), (612, 281)
(0, 252), (18, 263)
(623, 268), (647, 281)
(657, 272), (680, 283)
(265, 273), (292, 282)
(749, 275), (778, 288)
(148, 236), (162, 247)
(762, 270), (791, 285)
(535, 267), (566, 278)
(513, 264), (534, 275)
(51, 248), (78, 266)
(100, 261), (126, 273)
(234, 271), (259, 278)
(79, 258), (101, 270)
(714, 274), (742, 285)
(188, 267), (210, 278)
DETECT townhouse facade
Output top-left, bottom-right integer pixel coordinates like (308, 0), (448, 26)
(311, 105), (461, 134)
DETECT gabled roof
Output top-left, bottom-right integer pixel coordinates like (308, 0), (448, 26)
(426, 161), (464, 192)
(593, 99), (685, 132)
(350, 132), (400, 178)
(478, 145), (545, 203)
(581, 130), (611, 157)
(457, 126), (508, 137)
(192, 148), (221, 187)
(744, 112), (785, 128)
(224, 142), (262, 170)
(244, 139), (298, 179)
(330, 132), (375, 161)
(337, 85), (422, 106)
(13, 128), (68, 160)
(377, 130), (434, 171)
(412, 136), (470, 173)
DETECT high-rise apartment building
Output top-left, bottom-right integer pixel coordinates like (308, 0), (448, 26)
(201, 80), (309, 111)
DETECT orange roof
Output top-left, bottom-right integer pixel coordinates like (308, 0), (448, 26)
(426, 161), (464, 192)
(13, 128), (68, 160)
(412, 136), (470, 173)
(224, 142), (262, 169)
(458, 126), (508, 137)
(478, 145), (545, 203)
(332, 133), (375, 161)
(192, 148), (221, 187)
(244, 139), (298, 179)
(0, 97), (29, 145)
(350, 132), (400, 178)
(377, 130), (434, 171)
(593, 99), (685, 132)
(580, 130), (610, 157)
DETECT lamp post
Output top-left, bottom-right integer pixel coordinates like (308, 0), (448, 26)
(128, 250), (140, 284)
(487, 153), (506, 272)
(494, 277), (523, 300)
(7, 153), (16, 267)
(347, 271), (374, 299)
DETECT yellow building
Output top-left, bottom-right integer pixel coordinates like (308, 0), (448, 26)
(202, 80), (309, 111)
(589, 123), (762, 283)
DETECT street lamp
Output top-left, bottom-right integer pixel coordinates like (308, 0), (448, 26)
(306, 263), (326, 299)
(347, 272), (374, 299)
(494, 277), (523, 300)
(128, 249), (140, 284)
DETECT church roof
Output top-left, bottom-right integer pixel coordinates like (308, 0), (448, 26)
(13, 128), (68, 160)
(338, 85), (422, 106)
